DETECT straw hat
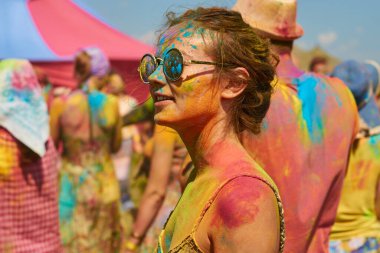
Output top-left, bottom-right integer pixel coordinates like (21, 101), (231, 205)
(233, 0), (304, 41)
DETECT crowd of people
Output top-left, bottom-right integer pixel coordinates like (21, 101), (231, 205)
(0, 0), (379, 253)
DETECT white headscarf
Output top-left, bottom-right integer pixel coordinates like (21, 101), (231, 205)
(0, 59), (49, 156)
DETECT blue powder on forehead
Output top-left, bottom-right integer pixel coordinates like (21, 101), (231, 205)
(176, 37), (183, 42)
(183, 31), (193, 38)
(159, 35), (167, 46)
(191, 44), (198, 49)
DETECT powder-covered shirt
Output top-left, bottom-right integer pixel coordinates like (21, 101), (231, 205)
(241, 73), (359, 253)
(331, 133), (380, 240)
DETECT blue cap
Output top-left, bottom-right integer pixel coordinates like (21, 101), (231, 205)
(332, 60), (380, 127)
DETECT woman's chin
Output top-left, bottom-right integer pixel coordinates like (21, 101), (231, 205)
(154, 113), (176, 128)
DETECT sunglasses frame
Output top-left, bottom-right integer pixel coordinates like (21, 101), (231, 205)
(138, 48), (236, 84)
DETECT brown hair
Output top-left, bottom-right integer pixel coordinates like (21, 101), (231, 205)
(159, 7), (278, 134)
(74, 51), (91, 85)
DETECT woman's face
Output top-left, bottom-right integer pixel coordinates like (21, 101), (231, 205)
(148, 24), (221, 130)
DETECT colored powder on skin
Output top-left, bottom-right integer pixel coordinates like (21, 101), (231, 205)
(176, 37), (183, 43)
(180, 22), (194, 33)
(183, 82), (194, 92)
(159, 35), (167, 46)
(297, 77), (324, 143)
(182, 31), (193, 38)
(213, 177), (261, 229)
(191, 44), (197, 49)
(59, 174), (77, 221)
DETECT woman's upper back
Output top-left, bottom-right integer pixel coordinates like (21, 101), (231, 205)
(51, 89), (120, 163)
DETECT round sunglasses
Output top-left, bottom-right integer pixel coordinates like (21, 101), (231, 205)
(138, 48), (235, 84)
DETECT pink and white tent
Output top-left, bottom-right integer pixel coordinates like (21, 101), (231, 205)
(0, 0), (153, 102)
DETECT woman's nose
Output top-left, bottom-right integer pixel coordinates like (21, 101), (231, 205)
(148, 65), (167, 90)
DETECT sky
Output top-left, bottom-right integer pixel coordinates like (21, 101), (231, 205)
(74, 0), (380, 62)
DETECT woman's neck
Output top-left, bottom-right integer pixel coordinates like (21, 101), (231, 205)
(178, 116), (244, 171)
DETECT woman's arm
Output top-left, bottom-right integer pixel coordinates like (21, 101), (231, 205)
(197, 176), (280, 253)
(122, 97), (154, 126)
(124, 125), (177, 251)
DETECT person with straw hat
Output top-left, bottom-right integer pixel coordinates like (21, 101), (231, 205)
(329, 60), (380, 253)
(234, 0), (359, 252)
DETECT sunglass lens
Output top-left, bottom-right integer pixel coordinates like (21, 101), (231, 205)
(139, 55), (157, 83)
(163, 49), (183, 82)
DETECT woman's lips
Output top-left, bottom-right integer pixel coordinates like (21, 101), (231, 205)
(153, 93), (175, 107)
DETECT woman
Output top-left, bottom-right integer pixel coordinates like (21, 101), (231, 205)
(138, 7), (284, 252)
(329, 60), (380, 253)
(0, 59), (61, 252)
(50, 47), (123, 252)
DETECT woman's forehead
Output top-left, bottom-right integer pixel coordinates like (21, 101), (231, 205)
(156, 22), (212, 56)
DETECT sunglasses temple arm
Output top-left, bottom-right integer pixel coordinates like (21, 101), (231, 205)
(190, 60), (234, 67)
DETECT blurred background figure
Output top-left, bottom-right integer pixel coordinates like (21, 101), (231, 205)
(124, 124), (186, 253)
(0, 59), (61, 252)
(366, 60), (380, 110)
(309, 56), (329, 75)
(330, 60), (380, 253)
(120, 93), (187, 252)
(33, 66), (54, 106)
(101, 68), (144, 210)
(50, 47), (123, 252)
(234, 0), (358, 252)
(33, 66), (72, 111)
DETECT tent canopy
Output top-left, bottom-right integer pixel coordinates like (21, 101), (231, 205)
(0, 0), (153, 102)
(0, 0), (154, 61)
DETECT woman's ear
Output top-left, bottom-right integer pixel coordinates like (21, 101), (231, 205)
(221, 67), (249, 99)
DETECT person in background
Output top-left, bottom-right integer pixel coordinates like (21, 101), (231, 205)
(309, 56), (329, 75)
(33, 66), (53, 105)
(124, 124), (186, 253)
(366, 60), (380, 109)
(50, 47), (123, 252)
(329, 60), (380, 253)
(0, 59), (61, 252)
(102, 69), (141, 208)
(139, 7), (285, 252)
(234, 0), (358, 252)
